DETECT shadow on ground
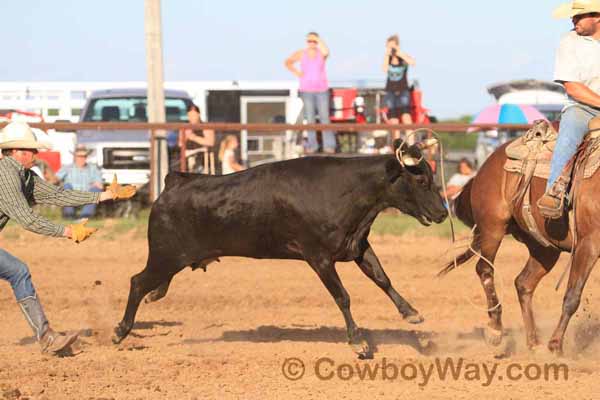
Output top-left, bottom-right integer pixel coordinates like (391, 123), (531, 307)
(179, 325), (437, 355)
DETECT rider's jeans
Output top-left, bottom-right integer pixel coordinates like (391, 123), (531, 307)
(547, 104), (600, 190)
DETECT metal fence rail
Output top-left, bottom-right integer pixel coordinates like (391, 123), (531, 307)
(0, 122), (534, 132)
(0, 121), (534, 200)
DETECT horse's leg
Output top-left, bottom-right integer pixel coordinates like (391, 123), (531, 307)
(112, 260), (172, 344)
(474, 228), (506, 346)
(514, 240), (560, 350)
(307, 256), (370, 358)
(355, 242), (422, 323)
(548, 236), (600, 355)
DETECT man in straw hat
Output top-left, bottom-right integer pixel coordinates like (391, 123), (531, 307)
(0, 121), (136, 356)
(538, 0), (600, 218)
(56, 144), (103, 219)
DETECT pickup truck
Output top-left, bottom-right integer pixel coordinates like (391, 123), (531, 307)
(76, 88), (193, 186)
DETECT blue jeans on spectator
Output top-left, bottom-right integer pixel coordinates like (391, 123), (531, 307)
(384, 90), (411, 118)
(300, 91), (336, 152)
(62, 184), (102, 219)
(547, 104), (600, 190)
(0, 248), (35, 301)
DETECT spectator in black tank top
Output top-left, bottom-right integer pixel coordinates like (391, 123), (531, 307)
(382, 34), (416, 142)
(184, 103), (215, 173)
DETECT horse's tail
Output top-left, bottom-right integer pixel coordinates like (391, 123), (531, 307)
(438, 178), (480, 276)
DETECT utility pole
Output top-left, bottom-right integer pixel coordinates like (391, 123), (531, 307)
(144, 0), (167, 201)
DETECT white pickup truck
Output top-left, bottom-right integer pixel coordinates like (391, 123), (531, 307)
(76, 88), (193, 186)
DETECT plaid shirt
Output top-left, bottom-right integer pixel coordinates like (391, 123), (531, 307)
(0, 156), (100, 237)
(56, 163), (102, 191)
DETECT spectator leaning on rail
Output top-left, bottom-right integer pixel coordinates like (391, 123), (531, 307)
(183, 103), (215, 173)
(0, 121), (136, 356)
(285, 32), (336, 154)
(55, 144), (103, 220)
(537, 1), (600, 218)
(444, 158), (477, 201)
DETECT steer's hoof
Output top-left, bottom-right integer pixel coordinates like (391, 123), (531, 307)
(483, 325), (503, 347)
(111, 326), (126, 345)
(350, 339), (372, 360)
(404, 313), (424, 324)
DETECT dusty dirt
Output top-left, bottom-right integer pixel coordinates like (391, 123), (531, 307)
(1, 230), (600, 400)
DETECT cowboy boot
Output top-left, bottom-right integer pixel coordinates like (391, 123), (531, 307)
(537, 175), (569, 219)
(17, 295), (79, 355)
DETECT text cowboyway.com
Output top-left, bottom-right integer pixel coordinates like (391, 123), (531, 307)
(281, 357), (568, 386)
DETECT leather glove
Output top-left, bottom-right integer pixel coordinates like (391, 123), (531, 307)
(69, 219), (98, 243)
(108, 174), (137, 200)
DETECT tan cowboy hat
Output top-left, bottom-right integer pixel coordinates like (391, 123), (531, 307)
(553, 0), (600, 18)
(0, 121), (51, 150)
(71, 144), (92, 157)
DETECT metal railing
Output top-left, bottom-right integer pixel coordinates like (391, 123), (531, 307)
(0, 121), (535, 200)
(3, 122), (534, 132)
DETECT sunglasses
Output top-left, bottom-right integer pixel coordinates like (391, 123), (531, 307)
(307, 40), (317, 44)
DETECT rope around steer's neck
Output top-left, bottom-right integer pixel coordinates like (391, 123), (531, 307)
(403, 128), (504, 313)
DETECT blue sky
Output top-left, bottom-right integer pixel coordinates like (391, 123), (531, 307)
(2, 0), (575, 118)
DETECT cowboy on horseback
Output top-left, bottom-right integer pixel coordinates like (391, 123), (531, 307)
(537, 0), (600, 218)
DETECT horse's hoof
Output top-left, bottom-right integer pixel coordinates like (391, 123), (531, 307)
(404, 313), (424, 324)
(350, 339), (372, 360)
(547, 340), (563, 356)
(484, 326), (503, 347)
(529, 344), (547, 355)
(527, 344), (552, 357)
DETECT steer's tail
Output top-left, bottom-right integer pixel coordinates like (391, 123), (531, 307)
(438, 178), (480, 277)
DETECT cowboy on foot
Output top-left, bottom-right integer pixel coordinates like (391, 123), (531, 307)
(0, 122), (136, 355)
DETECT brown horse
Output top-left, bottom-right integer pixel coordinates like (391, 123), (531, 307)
(441, 121), (600, 355)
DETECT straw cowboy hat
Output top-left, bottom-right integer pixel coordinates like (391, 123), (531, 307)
(553, 0), (600, 18)
(0, 121), (51, 150)
(71, 144), (92, 157)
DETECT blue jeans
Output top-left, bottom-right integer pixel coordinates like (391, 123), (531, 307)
(299, 91), (336, 152)
(62, 184), (102, 219)
(0, 249), (35, 301)
(384, 90), (411, 118)
(547, 104), (600, 189)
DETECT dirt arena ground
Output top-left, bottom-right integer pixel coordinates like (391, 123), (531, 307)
(1, 228), (599, 400)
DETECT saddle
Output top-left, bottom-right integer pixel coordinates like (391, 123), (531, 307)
(503, 118), (600, 247)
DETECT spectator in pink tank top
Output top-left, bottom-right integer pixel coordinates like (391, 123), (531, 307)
(285, 32), (336, 154)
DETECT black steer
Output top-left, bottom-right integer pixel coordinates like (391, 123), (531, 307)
(113, 141), (447, 358)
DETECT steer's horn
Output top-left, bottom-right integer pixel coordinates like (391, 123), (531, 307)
(396, 146), (423, 167)
(401, 155), (422, 166)
(417, 138), (439, 149)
